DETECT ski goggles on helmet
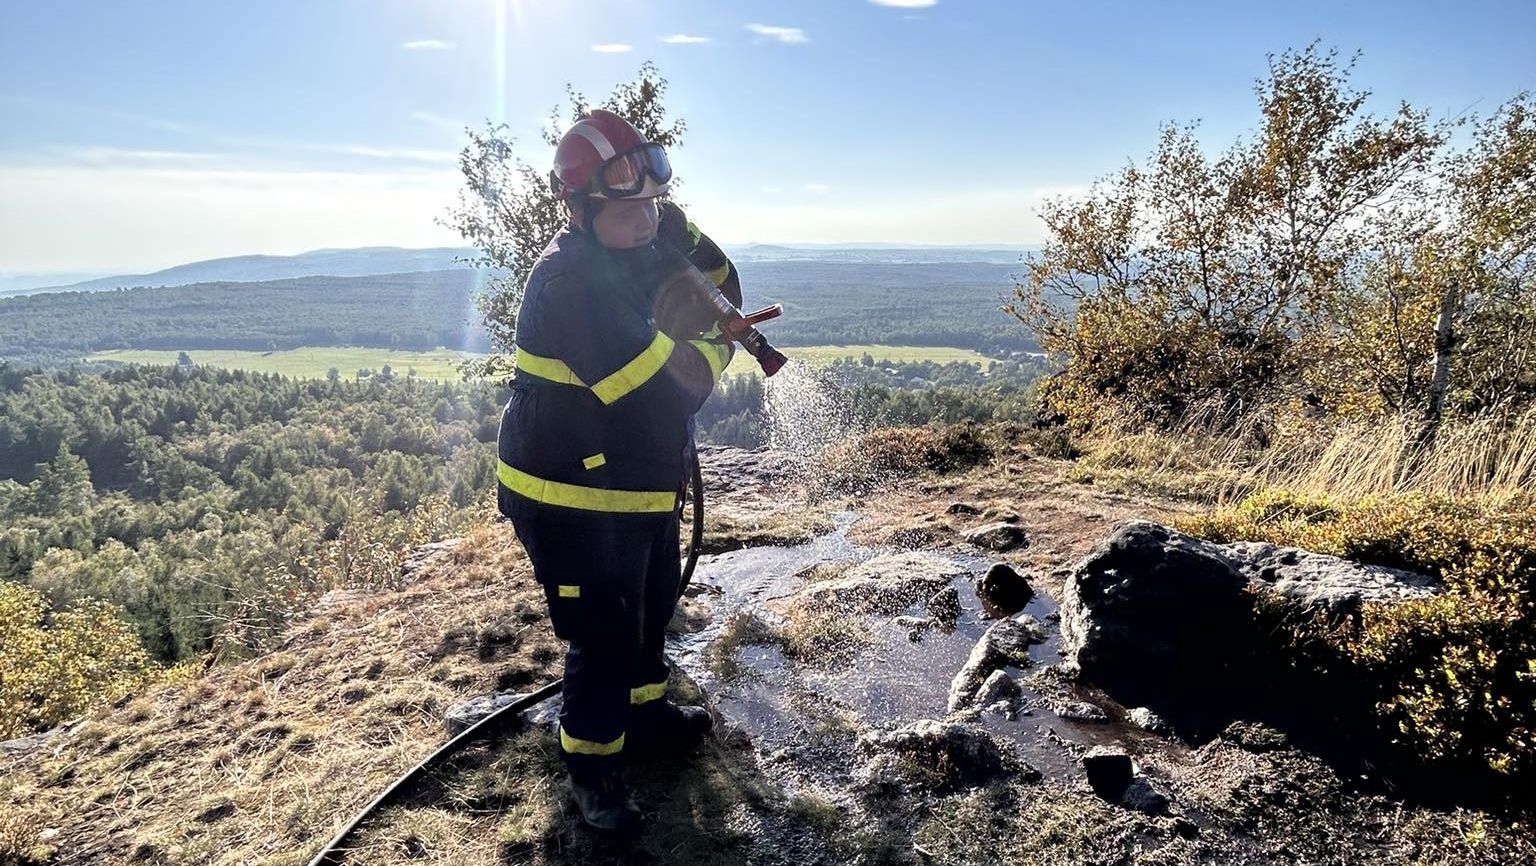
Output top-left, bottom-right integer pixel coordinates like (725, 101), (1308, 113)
(590, 143), (672, 198)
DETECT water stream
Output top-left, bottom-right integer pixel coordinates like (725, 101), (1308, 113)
(668, 514), (1162, 786)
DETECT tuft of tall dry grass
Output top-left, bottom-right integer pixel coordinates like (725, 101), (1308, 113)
(1081, 405), (1536, 505)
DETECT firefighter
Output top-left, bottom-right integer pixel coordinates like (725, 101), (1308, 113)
(496, 109), (742, 832)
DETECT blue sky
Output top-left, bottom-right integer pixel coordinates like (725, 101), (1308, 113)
(1, 0), (1532, 273)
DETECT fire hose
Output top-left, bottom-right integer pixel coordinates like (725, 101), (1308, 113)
(305, 293), (785, 864)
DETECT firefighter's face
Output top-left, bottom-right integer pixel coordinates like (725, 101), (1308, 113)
(591, 197), (659, 250)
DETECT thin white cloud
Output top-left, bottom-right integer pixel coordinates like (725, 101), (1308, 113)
(65, 147), (221, 165)
(331, 145), (458, 164)
(745, 24), (808, 44)
(591, 43), (634, 53)
(402, 39), (456, 50)
(409, 111), (466, 134)
(661, 34), (712, 44)
(762, 186), (784, 195)
(805, 183), (830, 193)
(869, 0), (938, 7)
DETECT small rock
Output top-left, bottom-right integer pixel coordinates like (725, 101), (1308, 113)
(946, 502), (982, 516)
(975, 670), (1021, 710)
(1221, 720), (1288, 752)
(1171, 817), (1199, 838)
(1119, 777), (1171, 815)
(1128, 707), (1171, 735)
(926, 585), (962, 624)
(666, 597), (713, 634)
(1055, 701), (1108, 722)
(859, 720), (1024, 792)
(443, 692), (530, 737)
(1012, 614), (1049, 644)
(893, 615), (935, 642)
(947, 619), (1045, 712)
(1082, 745), (1133, 798)
(195, 800), (235, 823)
(977, 563), (1035, 613)
(964, 522), (1029, 552)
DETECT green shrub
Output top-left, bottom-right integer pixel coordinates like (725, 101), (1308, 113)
(1181, 491), (1536, 795)
(0, 582), (159, 739)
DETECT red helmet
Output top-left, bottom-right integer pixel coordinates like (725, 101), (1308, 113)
(551, 109), (672, 201)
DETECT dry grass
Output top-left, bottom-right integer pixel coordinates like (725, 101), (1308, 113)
(0, 522), (560, 866)
(1077, 407), (1536, 504)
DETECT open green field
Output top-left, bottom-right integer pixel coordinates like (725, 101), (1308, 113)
(724, 344), (996, 377)
(86, 344), (995, 382)
(87, 347), (473, 381)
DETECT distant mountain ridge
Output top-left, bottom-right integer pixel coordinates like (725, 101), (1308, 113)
(25, 246), (481, 295)
(8, 243), (1038, 297)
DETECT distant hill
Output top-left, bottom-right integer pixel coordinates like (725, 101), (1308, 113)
(723, 243), (1036, 265)
(29, 246), (481, 294)
(0, 272), (115, 296)
(0, 259), (1038, 367)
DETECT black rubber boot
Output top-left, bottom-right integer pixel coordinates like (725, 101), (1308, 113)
(627, 701), (714, 754)
(564, 754), (642, 833)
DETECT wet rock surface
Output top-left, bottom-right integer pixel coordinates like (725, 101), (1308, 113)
(858, 720), (1022, 792)
(947, 618), (1048, 712)
(789, 550), (966, 616)
(964, 521), (1029, 552)
(442, 691), (531, 737)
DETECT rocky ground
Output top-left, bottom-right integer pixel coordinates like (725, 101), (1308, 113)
(2, 442), (1531, 865)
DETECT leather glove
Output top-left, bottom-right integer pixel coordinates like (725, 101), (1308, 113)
(653, 264), (724, 339)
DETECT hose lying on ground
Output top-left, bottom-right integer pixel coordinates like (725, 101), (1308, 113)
(305, 448), (706, 865)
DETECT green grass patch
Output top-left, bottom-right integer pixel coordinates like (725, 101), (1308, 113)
(725, 344), (997, 378)
(86, 347), (476, 381)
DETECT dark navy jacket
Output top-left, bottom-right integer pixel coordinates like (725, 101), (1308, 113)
(497, 203), (740, 521)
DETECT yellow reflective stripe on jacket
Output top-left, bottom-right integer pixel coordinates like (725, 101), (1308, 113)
(630, 682), (667, 706)
(687, 339), (729, 382)
(560, 726), (624, 756)
(581, 453), (606, 470)
(557, 585), (581, 598)
(514, 347), (586, 386)
(498, 459), (676, 513)
(686, 221), (703, 248)
(706, 261), (731, 286)
(591, 331), (675, 404)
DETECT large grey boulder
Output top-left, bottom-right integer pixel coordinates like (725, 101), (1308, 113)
(1060, 521), (1253, 683)
(1060, 521), (1440, 696)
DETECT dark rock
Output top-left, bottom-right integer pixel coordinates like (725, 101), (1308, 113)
(964, 522), (1029, 552)
(1082, 745), (1133, 798)
(1056, 701), (1109, 722)
(1128, 706), (1171, 735)
(444, 691), (530, 737)
(1119, 777), (1171, 814)
(946, 502), (982, 516)
(859, 720), (1021, 792)
(925, 585), (962, 624)
(947, 619), (1047, 712)
(1059, 521), (1253, 687)
(977, 563), (1034, 613)
(1172, 816), (1199, 838)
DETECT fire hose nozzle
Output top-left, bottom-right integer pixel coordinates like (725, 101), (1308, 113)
(670, 266), (790, 377)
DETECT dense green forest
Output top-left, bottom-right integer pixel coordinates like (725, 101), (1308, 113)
(0, 355), (1041, 680)
(0, 364), (505, 666)
(0, 260), (1036, 368)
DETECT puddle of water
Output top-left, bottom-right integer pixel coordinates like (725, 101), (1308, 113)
(671, 518), (1179, 785)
